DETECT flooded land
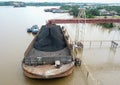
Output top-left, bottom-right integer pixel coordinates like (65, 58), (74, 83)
(0, 6), (120, 85)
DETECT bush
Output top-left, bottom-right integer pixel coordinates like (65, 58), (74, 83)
(86, 9), (100, 18)
(99, 23), (114, 28)
(118, 26), (120, 30)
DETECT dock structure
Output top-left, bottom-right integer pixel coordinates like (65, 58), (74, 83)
(47, 18), (120, 24)
(46, 18), (120, 85)
(81, 40), (120, 48)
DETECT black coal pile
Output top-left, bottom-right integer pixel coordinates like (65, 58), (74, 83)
(34, 24), (66, 51)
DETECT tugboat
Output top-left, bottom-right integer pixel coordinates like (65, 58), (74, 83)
(22, 24), (75, 79)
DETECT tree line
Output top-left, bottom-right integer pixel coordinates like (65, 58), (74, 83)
(97, 6), (120, 15)
(0, 1), (64, 6)
(60, 5), (100, 18)
(60, 5), (117, 28)
(60, 5), (120, 17)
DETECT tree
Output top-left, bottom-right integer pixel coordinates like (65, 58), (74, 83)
(60, 5), (71, 10)
(86, 9), (100, 18)
(69, 5), (79, 17)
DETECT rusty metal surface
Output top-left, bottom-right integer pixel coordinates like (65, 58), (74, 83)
(47, 19), (120, 24)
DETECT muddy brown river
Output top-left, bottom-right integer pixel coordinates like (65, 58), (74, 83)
(0, 6), (120, 85)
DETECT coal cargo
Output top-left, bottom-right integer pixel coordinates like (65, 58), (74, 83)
(34, 24), (66, 51)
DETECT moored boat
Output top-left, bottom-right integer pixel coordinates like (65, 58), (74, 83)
(44, 8), (68, 13)
(27, 25), (39, 34)
(22, 24), (75, 79)
(13, 2), (26, 7)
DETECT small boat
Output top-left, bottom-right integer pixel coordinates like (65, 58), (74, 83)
(44, 8), (68, 13)
(13, 3), (26, 8)
(22, 24), (75, 79)
(44, 8), (58, 12)
(44, 9), (52, 12)
(27, 25), (39, 34)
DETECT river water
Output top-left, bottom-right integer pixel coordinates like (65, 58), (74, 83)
(0, 6), (120, 85)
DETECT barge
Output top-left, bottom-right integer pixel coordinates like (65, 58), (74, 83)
(22, 24), (75, 79)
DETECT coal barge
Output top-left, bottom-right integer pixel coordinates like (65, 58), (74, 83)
(22, 24), (78, 79)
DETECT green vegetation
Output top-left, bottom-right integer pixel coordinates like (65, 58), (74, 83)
(86, 9), (100, 18)
(60, 5), (71, 10)
(97, 6), (120, 15)
(0, 1), (63, 6)
(118, 26), (120, 30)
(99, 23), (114, 28)
(60, 5), (79, 17)
(60, 5), (120, 18)
(0, 1), (13, 6)
(69, 5), (79, 17)
(26, 2), (63, 6)
(60, 5), (100, 18)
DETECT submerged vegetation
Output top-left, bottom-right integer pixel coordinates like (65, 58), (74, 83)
(118, 26), (120, 30)
(99, 23), (114, 28)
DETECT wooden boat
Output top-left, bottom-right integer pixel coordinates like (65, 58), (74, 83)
(22, 24), (75, 79)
